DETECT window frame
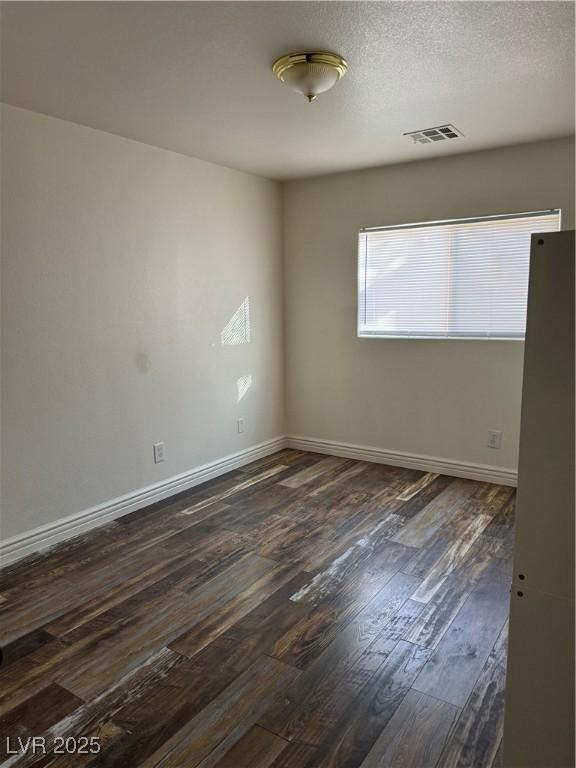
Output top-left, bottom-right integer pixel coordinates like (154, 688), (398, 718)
(356, 209), (562, 341)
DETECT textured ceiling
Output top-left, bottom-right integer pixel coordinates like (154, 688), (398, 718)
(1, 1), (574, 180)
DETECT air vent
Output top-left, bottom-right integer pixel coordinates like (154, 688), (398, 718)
(404, 124), (464, 144)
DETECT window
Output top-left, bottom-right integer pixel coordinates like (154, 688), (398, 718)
(357, 209), (561, 339)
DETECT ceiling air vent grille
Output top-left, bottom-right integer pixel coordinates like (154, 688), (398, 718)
(404, 124), (463, 144)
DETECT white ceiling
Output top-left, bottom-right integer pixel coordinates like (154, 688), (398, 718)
(2, 1), (574, 180)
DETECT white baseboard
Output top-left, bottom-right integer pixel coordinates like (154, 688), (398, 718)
(0, 436), (288, 568)
(1, 432), (516, 568)
(286, 434), (517, 487)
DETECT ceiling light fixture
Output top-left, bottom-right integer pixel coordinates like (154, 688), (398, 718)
(272, 51), (347, 103)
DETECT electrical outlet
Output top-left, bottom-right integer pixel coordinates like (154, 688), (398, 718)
(153, 442), (166, 463)
(487, 430), (503, 449)
(237, 418), (245, 434)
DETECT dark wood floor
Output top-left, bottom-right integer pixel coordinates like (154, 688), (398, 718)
(0, 450), (515, 768)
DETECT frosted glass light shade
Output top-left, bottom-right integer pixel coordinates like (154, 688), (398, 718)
(272, 52), (347, 102)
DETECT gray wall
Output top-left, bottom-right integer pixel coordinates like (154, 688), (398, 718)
(283, 138), (575, 473)
(1, 105), (284, 540)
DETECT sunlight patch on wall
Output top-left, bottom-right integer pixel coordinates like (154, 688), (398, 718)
(237, 374), (252, 402)
(221, 297), (251, 346)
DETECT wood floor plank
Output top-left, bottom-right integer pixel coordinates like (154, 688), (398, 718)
(481, 493), (516, 540)
(138, 656), (299, 768)
(253, 523), (344, 573)
(0, 521), (232, 643)
(112, 496), (232, 539)
(157, 526), (249, 564)
(208, 725), (287, 768)
(411, 572), (510, 707)
(180, 465), (290, 515)
(358, 689), (459, 768)
(218, 492), (298, 545)
(100, 651), (272, 767)
(33, 720), (126, 768)
(0, 683), (83, 761)
(410, 512), (492, 603)
(272, 542), (415, 669)
(0, 521), (122, 594)
(296, 458), (369, 496)
(294, 581), (424, 747)
(0, 554), (276, 710)
(129, 498), (235, 533)
(211, 485), (301, 534)
(258, 573), (422, 743)
(169, 562), (300, 659)
(288, 538), (413, 607)
(303, 462), (374, 501)
(58, 556), (277, 700)
(438, 622), (508, 768)
(395, 474), (455, 518)
(249, 516), (317, 559)
(237, 449), (308, 475)
(391, 479), (478, 548)
(345, 463), (423, 498)
(279, 489), (372, 533)
(308, 640), (431, 768)
(89, 588), (307, 768)
(402, 498), (499, 580)
(0, 451), (513, 768)
(279, 456), (351, 489)
(396, 472), (440, 501)
(0, 653), (62, 719)
(150, 470), (246, 508)
(49, 645), (288, 768)
(404, 536), (502, 649)
(44, 550), (205, 637)
(0, 628), (55, 665)
(268, 742), (319, 768)
(0, 647), (183, 766)
(470, 483), (515, 510)
(327, 496), (403, 542)
(186, 574), (311, 684)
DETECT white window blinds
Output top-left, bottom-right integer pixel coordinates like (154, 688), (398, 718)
(358, 210), (561, 339)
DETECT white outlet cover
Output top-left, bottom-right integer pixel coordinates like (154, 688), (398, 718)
(153, 442), (166, 463)
(487, 430), (503, 449)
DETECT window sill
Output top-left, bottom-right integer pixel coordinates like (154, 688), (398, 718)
(357, 334), (525, 341)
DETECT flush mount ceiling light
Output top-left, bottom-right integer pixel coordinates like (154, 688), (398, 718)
(272, 51), (347, 102)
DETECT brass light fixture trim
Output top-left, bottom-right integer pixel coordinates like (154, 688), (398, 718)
(272, 51), (348, 102)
